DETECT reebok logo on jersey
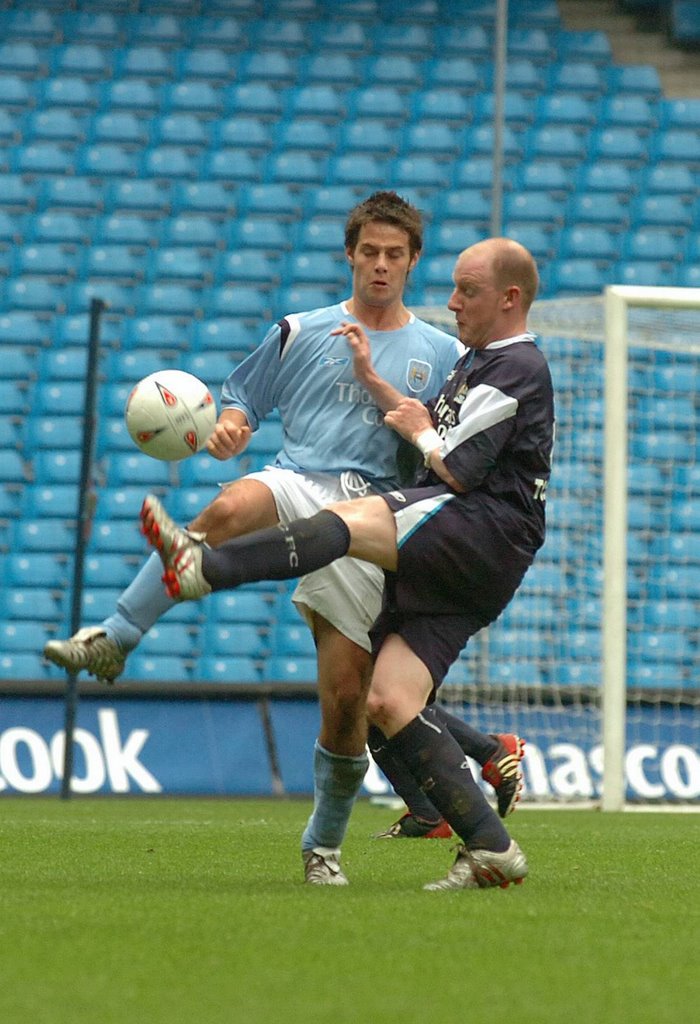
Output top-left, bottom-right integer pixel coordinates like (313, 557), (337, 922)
(320, 355), (349, 367)
(407, 359), (432, 393)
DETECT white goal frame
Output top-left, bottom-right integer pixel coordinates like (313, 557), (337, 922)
(602, 286), (700, 811)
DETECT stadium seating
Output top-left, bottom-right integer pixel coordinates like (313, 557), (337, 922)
(0, 2), (697, 695)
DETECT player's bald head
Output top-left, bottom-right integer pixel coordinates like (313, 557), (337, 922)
(458, 238), (539, 311)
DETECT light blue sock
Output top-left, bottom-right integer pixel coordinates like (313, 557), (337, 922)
(102, 552), (176, 652)
(301, 740), (369, 852)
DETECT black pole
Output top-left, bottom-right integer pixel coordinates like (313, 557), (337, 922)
(61, 297), (106, 800)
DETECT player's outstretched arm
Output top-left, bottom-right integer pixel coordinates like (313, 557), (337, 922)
(332, 321), (405, 414)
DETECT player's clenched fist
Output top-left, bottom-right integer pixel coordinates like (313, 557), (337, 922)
(206, 411), (252, 460)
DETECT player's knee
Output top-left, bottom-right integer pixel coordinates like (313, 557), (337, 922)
(366, 689), (401, 732)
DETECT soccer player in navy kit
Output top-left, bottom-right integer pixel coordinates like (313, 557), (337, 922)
(141, 237), (554, 890)
(45, 194), (523, 881)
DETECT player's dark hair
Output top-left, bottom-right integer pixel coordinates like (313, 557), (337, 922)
(344, 190), (423, 258)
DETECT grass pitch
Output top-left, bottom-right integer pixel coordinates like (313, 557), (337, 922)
(0, 798), (696, 1024)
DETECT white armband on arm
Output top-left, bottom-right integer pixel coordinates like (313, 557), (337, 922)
(414, 428), (443, 467)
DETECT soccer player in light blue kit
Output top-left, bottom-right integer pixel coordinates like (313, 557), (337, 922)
(45, 192), (523, 881)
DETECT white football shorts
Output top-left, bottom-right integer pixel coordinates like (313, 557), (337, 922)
(226, 465), (384, 651)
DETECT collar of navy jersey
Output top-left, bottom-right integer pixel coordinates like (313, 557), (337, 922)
(483, 331), (536, 350)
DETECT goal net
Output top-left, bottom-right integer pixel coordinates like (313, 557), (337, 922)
(414, 288), (700, 810)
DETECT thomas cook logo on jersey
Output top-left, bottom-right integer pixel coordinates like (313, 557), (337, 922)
(407, 360), (432, 393)
(320, 355), (349, 367)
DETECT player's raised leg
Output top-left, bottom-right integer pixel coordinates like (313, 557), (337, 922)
(43, 479), (279, 682)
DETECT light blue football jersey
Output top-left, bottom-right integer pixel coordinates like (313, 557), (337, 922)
(220, 301), (463, 490)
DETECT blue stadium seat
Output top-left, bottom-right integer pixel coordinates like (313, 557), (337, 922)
(286, 84), (346, 120)
(101, 79), (162, 113)
(150, 112), (209, 150)
(139, 282), (202, 317)
(391, 155), (452, 189)
(190, 16), (246, 49)
(196, 656), (261, 683)
(25, 415), (83, 450)
(632, 194), (694, 229)
(208, 591), (273, 625)
(424, 55), (483, 91)
(137, 622), (199, 659)
(247, 17), (307, 52)
(0, 344), (37, 379)
(106, 451), (172, 487)
(160, 214), (220, 250)
(547, 60), (606, 96)
(95, 214), (159, 248)
(535, 92), (597, 126)
(90, 520), (143, 554)
(641, 163), (696, 197)
(286, 250), (345, 286)
(505, 191), (567, 224)
(605, 64), (662, 99)
(191, 317), (258, 353)
(184, 350), (239, 387)
(549, 259), (611, 294)
(0, 172), (35, 211)
(556, 28), (612, 64)
(21, 484), (78, 518)
(2, 8), (60, 43)
(6, 277), (67, 313)
(329, 154), (390, 187)
(526, 125), (589, 162)
(621, 227), (684, 263)
(515, 160), (572, 192)
(13, 142), (76, 176)
(126, 654), (192, 682)
(215, 249), (282, 285)
(60, 11), (121, 45)
(206, 285), (270, 320)
(268, 152), (327, 185)
(295, 217), (344, 252)
(241, 50), (298, 85)
(121, 314), (189, 351)
(305, 185), (365, 216)
(228, 215), (289, 252)
(83, 245), (145, 283)
(212, 115), (274, 152)
(560, 225), (620, 261)
(588, 125), (649, 164)
(567, 191), (631, 229)
(0, 209), (25, 243)
(1, 620), (58, 652)
(0, 652), (53, 680)
(177, 452), (231, 488)
(311, 19), (370, 54)
(0, 448), (28, 482)
(124, 13), (185, 46)
(16, 517), (76, 552)
(337, 120), (398, 156)
(224, 82), (283, 118)
(176, 47), (235, 82)
(4, 588), (67, 623)
(433, 189), (491, 225)
(264, 655), (316, 683)
(41, 75), (99, 111)
(105, 180), (171, 216)
(347, 86), (408, 121)
(149, 246), (212, 284)
(51, 43), (109, 79)
(115, 45), (175, 80)
(6, 552), (72, 589)
(275, 285), (335, 313)
(576, 160), (639, 195)
(299, 52), (361, 86)
(172, 181), (234, 216)
(203, 622), (266, 658)
(238, 184), (303, 220)
(504, 223), (558, 260)
(274, 118), (334, 153)
(142, 146), (202, 180)
(24, 108), (86, 145)
(615, 261), (679, 287)
(597, 94), (658, 129)
(411, 88), (471, 124)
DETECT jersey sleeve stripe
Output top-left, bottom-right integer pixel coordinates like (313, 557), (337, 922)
(443, 384), (518, 455)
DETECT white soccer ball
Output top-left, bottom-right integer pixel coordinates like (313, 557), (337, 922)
(125, 369), (217, 462)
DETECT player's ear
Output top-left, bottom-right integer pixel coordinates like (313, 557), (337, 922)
(409, 250), (420, 271)
(346, 246), (355, 267)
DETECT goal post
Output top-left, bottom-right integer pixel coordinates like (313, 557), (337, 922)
(413, 288), (700, 810)
(602, 286), (700, 810)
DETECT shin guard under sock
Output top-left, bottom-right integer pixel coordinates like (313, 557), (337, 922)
(203, 510), (351, 591)
(301, 740), (369, 852)
(367, 725), (443, 823)
(387, 707), (510, 851)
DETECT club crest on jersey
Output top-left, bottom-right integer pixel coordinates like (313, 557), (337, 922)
(320, 355), (349, 367)
(454, 381), (469, 404)
(406, 360), (432, 393)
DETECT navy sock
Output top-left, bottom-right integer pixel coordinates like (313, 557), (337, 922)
(367, 725), (442, 822)
(202, 510), (351, 591)
(387, 707), (510, 851)
(431, 706), (499, 766)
